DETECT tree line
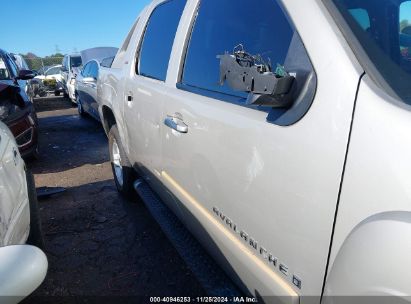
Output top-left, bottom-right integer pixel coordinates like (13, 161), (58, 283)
(20, 52), (64, 71)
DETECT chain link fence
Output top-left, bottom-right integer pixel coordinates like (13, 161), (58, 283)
(24, 57), (64, 72)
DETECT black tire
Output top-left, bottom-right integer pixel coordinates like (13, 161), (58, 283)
(108, 125), (136, 199)
(54, 90), (61, 97)
(24, 144), (40, 162)
(26, 170), (45, 250)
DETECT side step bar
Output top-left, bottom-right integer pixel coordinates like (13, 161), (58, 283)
(134, 179), (242, 297)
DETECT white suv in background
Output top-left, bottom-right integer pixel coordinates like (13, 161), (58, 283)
(61, 54), (82, 102)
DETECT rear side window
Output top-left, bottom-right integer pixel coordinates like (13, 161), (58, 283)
(82, 63), (91, 77)
(89, 62), (99, 79)
(62, 56), (66, 70)
(181, 0), (294, 99)
(137, 0), (186, 81)
(0, 57), (11, 80)
(400, 1), (411, 57)
(6, 55), (18, 78)
(70, 56), (82, 68)
(326, 0), (411, 104)
(101, 57), (115, 68)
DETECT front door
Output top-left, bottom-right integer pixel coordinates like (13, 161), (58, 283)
(161, 0), (363, 300)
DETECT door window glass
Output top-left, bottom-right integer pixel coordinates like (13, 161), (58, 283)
(6, 55), (19, 78)
(70, 56), (82, 68)
(137, 0), (186, 81)
(0, 57), (10, 80)
(63, 56), (68, 71)
(400, 1), (411, 60)
(82, 63), (91, 77)
(328, 0), (411, 104)
(181, 0), (294, 99)
(46, 67), (60, 76)
(89, 62), (99, 79)
(349, 8), (370, 30)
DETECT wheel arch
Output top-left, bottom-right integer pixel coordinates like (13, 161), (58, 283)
(324, 211), (411, 299)
(102, 105), (117, 135)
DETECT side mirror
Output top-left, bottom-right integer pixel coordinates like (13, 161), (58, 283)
(17, 70), (36, 80)
(0, 245), (48, 304)
(218, 45), (295, 108)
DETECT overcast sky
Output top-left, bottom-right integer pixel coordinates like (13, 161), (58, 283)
(1, 0), (151, 57)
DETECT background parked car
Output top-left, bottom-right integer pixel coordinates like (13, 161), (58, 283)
(35, 65), (63, 82)
(76, 49), (118, 121)
(60, 53), (82, 102)
(0, 120), (47, 303)
(0, 49), (39, 159)
(34, 65), (64, 96)
(61, 48), (118, 104)
(0, 120), (44, 248)
(75, 59), (100, 120)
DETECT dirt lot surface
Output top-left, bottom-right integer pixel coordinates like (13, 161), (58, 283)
(24, 96), (204, 302)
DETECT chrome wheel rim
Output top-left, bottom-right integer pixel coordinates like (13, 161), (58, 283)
(112, 139), (123, 187)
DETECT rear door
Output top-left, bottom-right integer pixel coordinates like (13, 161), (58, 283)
(88, 61), (100, 120)
(123, 0), (186, 178)
(161, 0), (363, 300)
(77, 63), (91, 112)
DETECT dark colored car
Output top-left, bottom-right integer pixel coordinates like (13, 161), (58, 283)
(0, 49), (39, 159)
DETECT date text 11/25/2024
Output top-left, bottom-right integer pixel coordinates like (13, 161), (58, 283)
(150, 297), (258, 303)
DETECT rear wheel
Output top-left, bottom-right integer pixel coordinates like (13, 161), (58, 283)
(26, 170), (45, 250)
(54, 90), (61, 97)
(108, 125), (136, 199)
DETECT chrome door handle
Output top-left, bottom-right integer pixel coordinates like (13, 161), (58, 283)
(164, 115), (188, 133)
(126, 92), (133, 107)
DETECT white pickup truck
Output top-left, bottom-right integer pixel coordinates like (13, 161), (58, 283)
(98, 0), (411, 302)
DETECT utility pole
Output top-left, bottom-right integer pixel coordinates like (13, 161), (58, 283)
(55, 45), (62, 55)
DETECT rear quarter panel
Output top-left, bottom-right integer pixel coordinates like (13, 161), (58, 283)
(325, 76), (411, 299)
(97, 66), (129, 149)
(98, 4), (150, 154)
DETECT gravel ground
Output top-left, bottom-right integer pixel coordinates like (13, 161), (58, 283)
(24, 96), (204, 302)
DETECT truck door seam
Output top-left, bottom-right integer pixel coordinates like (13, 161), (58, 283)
(320, 72), (366, 301)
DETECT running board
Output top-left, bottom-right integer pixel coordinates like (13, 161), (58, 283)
(133, 179), (242, 297)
